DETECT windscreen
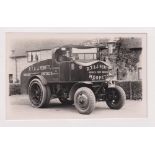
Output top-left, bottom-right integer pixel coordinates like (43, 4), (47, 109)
(72, 48), (97, 60)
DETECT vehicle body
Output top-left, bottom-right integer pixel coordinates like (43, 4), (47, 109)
(21, 45), (126, 114)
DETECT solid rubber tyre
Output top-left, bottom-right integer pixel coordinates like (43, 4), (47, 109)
(28, 78), (51, 108)
(106, 85), (126, 109)
(74, 87), (95, 114)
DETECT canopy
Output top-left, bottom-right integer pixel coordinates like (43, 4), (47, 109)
(74, 60), (111, 68)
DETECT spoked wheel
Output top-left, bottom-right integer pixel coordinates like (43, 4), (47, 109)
(58, 97), (74, 105)
(74, 87), (95, 114)
(28, 78), (51, 108)
(105, 86), (126, 109)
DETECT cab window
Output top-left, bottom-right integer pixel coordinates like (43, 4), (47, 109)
(72, 48), (97, 60)
(72, 53), (96, 60)
(85, 53), (96, 60)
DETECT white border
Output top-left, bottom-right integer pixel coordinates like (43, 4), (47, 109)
(0, 27), (155, 126)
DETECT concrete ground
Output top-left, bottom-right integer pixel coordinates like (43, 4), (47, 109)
(6, 95), (147, 120)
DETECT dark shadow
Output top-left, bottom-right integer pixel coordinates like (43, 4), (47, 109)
(95, 106), (110, 111)
(48, 103), (74, 108)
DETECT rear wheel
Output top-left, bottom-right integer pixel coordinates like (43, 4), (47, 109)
(28, 78), (51, 108)
(74, 87), (95, 114)
(105, 85), (126, 109)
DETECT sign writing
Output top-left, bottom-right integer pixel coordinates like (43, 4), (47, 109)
(28, 65), (52, 72)
(23, 72), (58, 77)
(86, 63), (108, 80)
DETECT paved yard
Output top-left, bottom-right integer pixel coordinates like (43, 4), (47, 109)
(6, 95), (147, 120)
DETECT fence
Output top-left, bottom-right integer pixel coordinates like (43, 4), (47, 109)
(9, 81), (142, 100)
(116, 81), (142, 100)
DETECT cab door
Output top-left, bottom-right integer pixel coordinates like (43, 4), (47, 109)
(60, 61), (71, 81)
(51, 53), (61, 81)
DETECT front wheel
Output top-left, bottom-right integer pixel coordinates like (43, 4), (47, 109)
(105, 85), (126, 109)
(74, 87), (95, 114)
(28, 78), (51, 108)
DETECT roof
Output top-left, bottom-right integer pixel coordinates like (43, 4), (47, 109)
(61, 44), (107, 49)
(10, 51), (27, 58)
(26, 49), (52, 52)
(10, 49), (52, 58)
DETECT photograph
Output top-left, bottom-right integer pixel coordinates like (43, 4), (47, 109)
(1, 1), (155, 155)
(6, 32), (147, 120)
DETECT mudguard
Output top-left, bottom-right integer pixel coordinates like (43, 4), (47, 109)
(69, 82), (93, 101)
(29, 75), (48, 85)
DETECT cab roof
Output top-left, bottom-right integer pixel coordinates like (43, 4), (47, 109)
(60, 44), (107, 49)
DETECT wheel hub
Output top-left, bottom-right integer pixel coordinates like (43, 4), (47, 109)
(77, 94), (88, 109)
(106, 89), (119, 105)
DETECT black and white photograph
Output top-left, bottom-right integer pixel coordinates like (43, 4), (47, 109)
(6, 32), (147, 120)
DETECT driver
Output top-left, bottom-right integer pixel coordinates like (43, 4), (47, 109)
(58, 51), (70, 62)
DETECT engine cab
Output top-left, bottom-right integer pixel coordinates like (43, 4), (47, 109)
(52, 45), (111, 82)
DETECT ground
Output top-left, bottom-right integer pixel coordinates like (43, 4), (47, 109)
(6, 95), (147, 120)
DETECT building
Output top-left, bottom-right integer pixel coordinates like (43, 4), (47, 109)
(9, 49), (53, 83)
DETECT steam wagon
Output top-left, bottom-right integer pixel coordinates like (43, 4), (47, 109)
(21, 45), (126, 114)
